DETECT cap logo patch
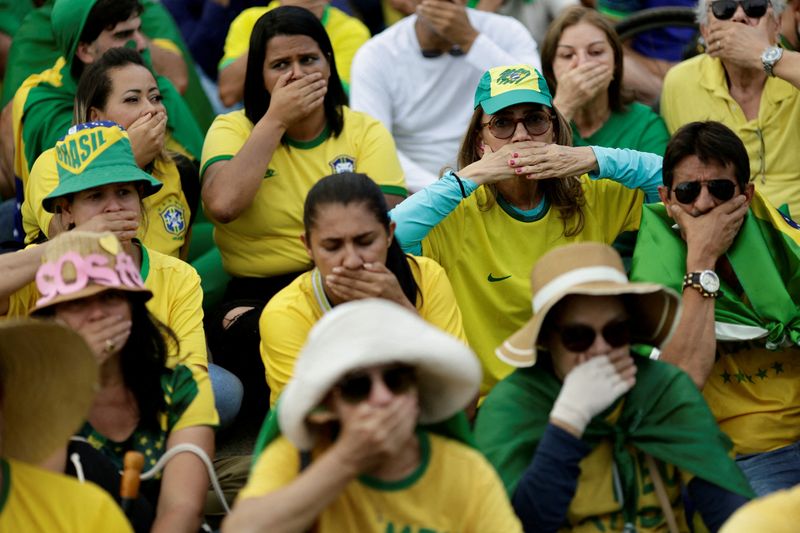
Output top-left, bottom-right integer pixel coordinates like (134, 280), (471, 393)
(496, 67), (531, 86)
(55, 129), (111, 174)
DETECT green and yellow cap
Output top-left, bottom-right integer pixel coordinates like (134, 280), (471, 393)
(474, 65), (553, 115)
(43, 121), (163, 213)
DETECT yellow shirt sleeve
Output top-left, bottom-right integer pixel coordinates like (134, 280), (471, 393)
(347, 110), (406, 196)
(462, 452), (524, 533)
(239, 436), (300, 500)
(200, 110), (252, 179)
(414, 256), (467, 344)
(323, 7), (370, 86)
(219, 5), (273, 71)
(23, 148), (58, 243)
(170, 364), (220, 432)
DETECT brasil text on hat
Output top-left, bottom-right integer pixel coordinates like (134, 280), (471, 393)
(0, 320), (98, 464)
(496, 242), (681, 367)
(42, 121), (162, 213)
(474, 64), (553, 115)
(32, 231), (152, 314)
(278, 299), (482, 450)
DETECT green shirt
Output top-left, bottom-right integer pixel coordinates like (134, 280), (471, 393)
(571, 102), (670, 156)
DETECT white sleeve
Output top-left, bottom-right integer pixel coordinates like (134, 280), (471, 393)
(350, 44), (393, 129)
(465, 12), (541, 71)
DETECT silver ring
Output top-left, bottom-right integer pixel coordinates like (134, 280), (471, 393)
(105, 339), (116, 353)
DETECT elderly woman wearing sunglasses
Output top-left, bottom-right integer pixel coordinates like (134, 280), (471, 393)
(390, 64), (666, 397)
(475, 242), (754, 532)
(223, 299), (523, 533)
(661, 0), (800, 217)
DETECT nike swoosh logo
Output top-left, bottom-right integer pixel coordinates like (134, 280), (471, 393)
(487, 274), (511, 282)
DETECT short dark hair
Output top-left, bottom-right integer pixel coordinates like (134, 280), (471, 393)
(243, 6), (347, 137)
(663, 121), (750, 190)
(72, 0), (143, 80)
(303, 173), (420, 307)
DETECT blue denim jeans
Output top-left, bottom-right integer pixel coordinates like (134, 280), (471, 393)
(736, 441), (800, 496)
(209, 363), (243, 430)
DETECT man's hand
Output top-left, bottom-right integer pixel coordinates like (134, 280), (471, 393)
(669, 194), (749, 270)
(416, 0), (479, 51)
(706, 15), (774, 70)
(552, 62), (614, 120)
(329, 394), (419, 475)
(325, 263), (415, 311)
(264, 71), (327, 130)
(127, 111), (167, 168)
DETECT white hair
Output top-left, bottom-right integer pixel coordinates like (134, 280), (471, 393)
(696, 0), (786, 25)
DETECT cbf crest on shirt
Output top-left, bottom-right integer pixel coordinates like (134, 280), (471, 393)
(329, 154), (356, 174)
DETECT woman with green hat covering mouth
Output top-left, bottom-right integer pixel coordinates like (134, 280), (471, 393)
(390, 64), (665, 398)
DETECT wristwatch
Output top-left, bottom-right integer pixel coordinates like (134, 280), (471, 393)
(761, 46), (783, 77)
(683, 270), (720, 298)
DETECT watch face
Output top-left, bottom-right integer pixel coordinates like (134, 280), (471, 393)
(700, 271), (720, 292)
(763, 47), (782, 62)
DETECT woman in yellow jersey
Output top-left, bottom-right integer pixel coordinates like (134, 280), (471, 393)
(476, 243), (753, 532)
(225, 299), (521, 533)
(260, 172), (466, 408)
(390, 64), (664, 397)
(21, 47), (199, 259)
(200, 6), (405, 413)
(30, 231), (216, 533)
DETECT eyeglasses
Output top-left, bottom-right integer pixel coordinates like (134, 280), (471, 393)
(710, 0), (769, 20)
(335, 365), (416, 404)
(481, 111), (554, 139)
(556, 319), (631, 352)
(672, 180), (737, 204)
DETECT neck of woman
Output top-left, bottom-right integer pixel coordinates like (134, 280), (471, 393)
(366, 431), (421, 481)
(572, 93), (611, 139)
(99, 353), (126, 388)
(496, 176), (543, 210)
(286, 108), (328, 143)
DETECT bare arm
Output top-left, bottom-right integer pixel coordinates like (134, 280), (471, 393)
(218, 55), (247, 107)
(150, 41), (189, 95)
(151, 426), (215, 533)
(0, 243), (48, 315)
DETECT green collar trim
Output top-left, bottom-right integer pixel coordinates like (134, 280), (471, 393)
(779, 34), (796, 52)
(311, 268), (333, 313)
(320, 5), (330, 26)
(0, 459), (9, 515)
(286, 125), (330, 149)
(359, 430), (430, 491)
(497, 193), (549, 222)
(138, 241), (151, 281)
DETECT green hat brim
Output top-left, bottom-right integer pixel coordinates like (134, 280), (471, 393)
(479, 89), (553, 115)
(42, 165), (163, 213)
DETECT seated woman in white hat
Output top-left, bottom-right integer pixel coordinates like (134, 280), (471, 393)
(223, 299), (522, 533)
(476, 242), (753, 532)
(0, 320), (133, 531)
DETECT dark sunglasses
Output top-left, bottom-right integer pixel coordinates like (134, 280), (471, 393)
(672, 179), (736, 204)
(421, 46), (465, 58)
(481, 111), (554, 139)
(556, 319), (631, 353)
(711, 0), (769, 20)
(335, 365), (416, 404)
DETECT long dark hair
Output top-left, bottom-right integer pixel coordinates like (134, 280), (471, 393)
(243, 6), (347, 136)
(303, 173), (420, 306)
(74, 47), (148, 125)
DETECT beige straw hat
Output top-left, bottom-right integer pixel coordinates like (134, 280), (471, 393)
(32, 231), (152, 314)
(0, 320), (98, 463)
(279, 299), (481, 450)
(496, 242), (681, 367)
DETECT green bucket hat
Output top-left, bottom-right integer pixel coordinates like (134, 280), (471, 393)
(474, 65), (553, 115)
(43, 121), (163, 213)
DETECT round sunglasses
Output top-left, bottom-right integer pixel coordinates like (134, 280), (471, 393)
(556, 319), (631, 353)
(334, 365), (416, 404)
(481, 111), (554, 139)
(672, 179), (736, 204)
(710, 0), (769, 20)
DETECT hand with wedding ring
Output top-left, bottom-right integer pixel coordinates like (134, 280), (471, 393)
(68, 314), (132, 363)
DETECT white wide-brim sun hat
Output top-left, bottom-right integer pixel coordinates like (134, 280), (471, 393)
(278, 299), (481, 450)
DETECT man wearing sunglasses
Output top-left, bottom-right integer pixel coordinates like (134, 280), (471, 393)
(349, 0), (539, 192)
(630, 121), (800, 497)
(661, 0), (800, 217)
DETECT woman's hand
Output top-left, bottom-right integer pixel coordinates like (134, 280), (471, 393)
(325, 263), (416, 311)
(74, 211), (140, 242)
(508, 143), (597, 180)
(127, 111), (167, 168)
(264, 71), (328, 131)
(458, 142), (532, 185)
(552, 62), (613, 120)
(549, 354), (636, 438)
(329, 394), (419, 475)
(67, 314), (132, 364)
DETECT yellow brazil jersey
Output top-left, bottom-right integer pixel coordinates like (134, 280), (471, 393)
(239, 432), (523, 533)
(0, 458), (133, 533)
(661, 54), (800, 216)
(22, 148), (191, 258)
(422, 176), (643, 396)
(702, 342), (800, 455)
(219, 2), (370, 89)
(2, 244), (207, 369)
(259, 255), (468, 406)
(200, 107), (406, 278)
